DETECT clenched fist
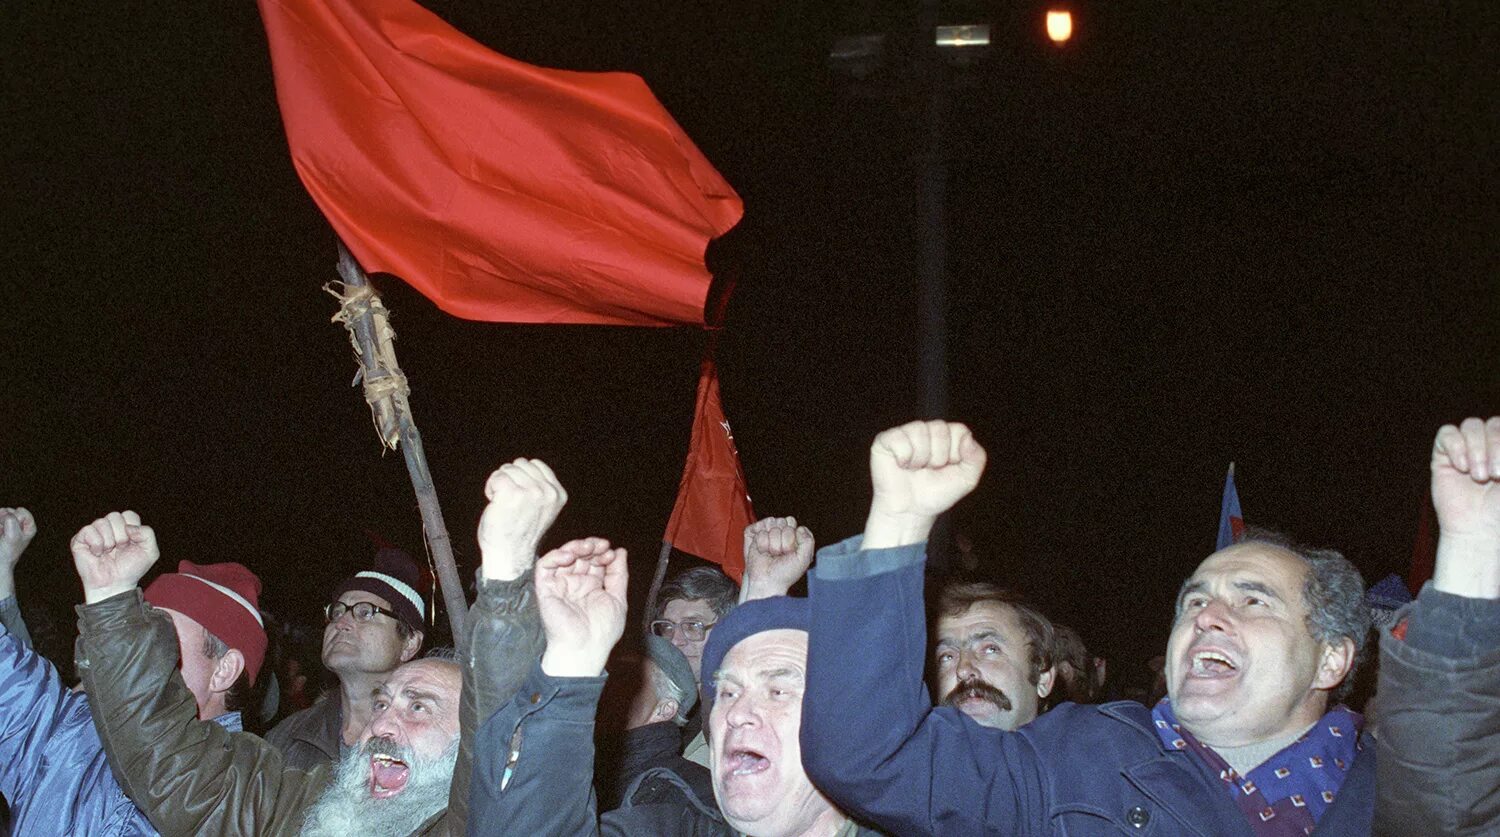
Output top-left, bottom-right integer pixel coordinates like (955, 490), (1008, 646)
(477, 458), (568, 582)
(864, 420), (987, 549)
(1431, 417), (1500, 598)
(742, 516), (815, 601)
(71, 511), (160, 604)
(0, 507), (37, 599)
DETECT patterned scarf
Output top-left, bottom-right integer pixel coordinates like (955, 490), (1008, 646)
(1152, 700), (1363, 837)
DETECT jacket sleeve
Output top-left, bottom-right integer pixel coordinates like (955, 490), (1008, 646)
(0, 595), (33, 650)
(468, 660), (607, 837)
(0, 623), (83, 804)
(77, 589), (326, 836)
(802, 536), (1046, 837)
(445, 568), (545, 836)
(1375, 586), (1500, 836)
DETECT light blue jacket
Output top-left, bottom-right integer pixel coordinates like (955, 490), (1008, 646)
(0, 596), (239, 836)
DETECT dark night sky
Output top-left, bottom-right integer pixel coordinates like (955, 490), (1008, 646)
(2, 2), (1496, 673)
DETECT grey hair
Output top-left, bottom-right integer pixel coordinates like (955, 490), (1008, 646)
(653, 566), (740, 621)
(198, 630), (252, 712)
(201, 632), (229, 660)
(1227, 527), (1371, 702)
(423, 646), (458, 662)
(647, 660), (693, 726)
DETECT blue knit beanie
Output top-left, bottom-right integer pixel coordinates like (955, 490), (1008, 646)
(699, 595), (810, 710)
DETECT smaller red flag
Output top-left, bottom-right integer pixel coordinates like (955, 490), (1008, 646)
(1407, 493), (1437, 595)
(664, 358), (755, 581)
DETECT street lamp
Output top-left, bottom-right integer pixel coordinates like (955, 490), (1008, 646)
(1046, 10), (1073, 45)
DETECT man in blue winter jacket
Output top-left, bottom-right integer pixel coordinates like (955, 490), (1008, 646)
(801, 420), (1375, 836)
(0, 508), (267, 836)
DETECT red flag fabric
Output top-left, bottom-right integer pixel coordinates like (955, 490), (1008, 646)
(1407, 493), (1437, 595)
(665, 358), (755, 581)
(258, 0), (743, 326)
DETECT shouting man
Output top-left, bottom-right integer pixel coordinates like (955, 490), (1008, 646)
(470, 539), (883, 835)
(802, 420), (1374, 836)
(73, 458), (562, 835)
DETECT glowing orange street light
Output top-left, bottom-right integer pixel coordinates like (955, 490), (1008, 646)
(1046, 10), (1073, 44)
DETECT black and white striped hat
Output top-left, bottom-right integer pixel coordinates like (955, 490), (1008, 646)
(332, 546), (428, 632)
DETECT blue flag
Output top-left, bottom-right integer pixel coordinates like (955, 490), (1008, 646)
(1216, 463), (1244, 551)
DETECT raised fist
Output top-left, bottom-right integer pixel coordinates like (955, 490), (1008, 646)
(865, 421), (987, 550)
(1431, 417), (1500, 541)
(1430, 418), (1500, 598)
(477, 458), (568, 582)
(742, 516), (815, 601)
(70, 511), (160, 604)
(535, 537), (628, 678)
(0, 507), (37, 573)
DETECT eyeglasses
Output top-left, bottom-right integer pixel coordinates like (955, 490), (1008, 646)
(649, 619), (716, 642)
(325, 601), (400, 624)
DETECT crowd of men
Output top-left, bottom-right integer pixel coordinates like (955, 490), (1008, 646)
(0, 416), (1496, 836)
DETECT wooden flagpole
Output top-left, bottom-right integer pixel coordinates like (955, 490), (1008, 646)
(327, 242), (468, 654)
(643, 540), (674, 633)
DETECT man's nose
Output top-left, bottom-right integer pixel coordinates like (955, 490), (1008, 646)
(368, 711), (402, 740)
(724, 693), (760, 728)
(956, 652), (980, 682)
(1193, 599), (1233, 633)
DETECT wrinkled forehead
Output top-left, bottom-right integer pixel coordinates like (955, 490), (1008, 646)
(380, 659), (461, 702)
(1179, 543), (1309, 606)
(718, 629), (809, 680)
(936, 601), (1027, 646)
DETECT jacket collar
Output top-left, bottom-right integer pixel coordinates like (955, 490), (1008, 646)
(1096, 701), (1255, 837)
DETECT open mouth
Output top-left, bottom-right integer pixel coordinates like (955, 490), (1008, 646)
(369, 753), (411, 799)
(724, 748), (771, 777)
(1189, 649), (1239, 677)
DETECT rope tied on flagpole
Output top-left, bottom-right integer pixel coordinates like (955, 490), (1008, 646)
(325, 279), (409, 450)
(325, 242), (468, 656)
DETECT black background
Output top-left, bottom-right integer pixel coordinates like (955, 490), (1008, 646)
(2, 2), (1496, 676)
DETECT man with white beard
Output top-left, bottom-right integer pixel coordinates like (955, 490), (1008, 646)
(72, 458), (563, 835)
(299, 656), (463, 836)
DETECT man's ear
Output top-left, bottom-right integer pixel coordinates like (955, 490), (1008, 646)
(1313, 637), (1356, 692)
(652, 698), (680, 725)
(211, 648), (246, 694)
(1035, 665), (1056, 701)
(400, 629), (425, 663)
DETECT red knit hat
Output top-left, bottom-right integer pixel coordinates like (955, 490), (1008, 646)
(144, 560), (268, 685)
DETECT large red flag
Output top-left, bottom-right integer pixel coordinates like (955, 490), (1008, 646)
(665, 357), (755, 581)
(258, 0), (743, 326)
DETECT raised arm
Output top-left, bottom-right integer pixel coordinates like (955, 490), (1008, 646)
(1377, 417), (1500, 835)
(0, 508), (90, 813)
(449, 458), (564, 834)
(1428, 417), (1500, 599)
(804, 421), (1048, 836)
(0, 507), (38, 647)
(469, 537), (628, 836)
(73, 512), (322, 835)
